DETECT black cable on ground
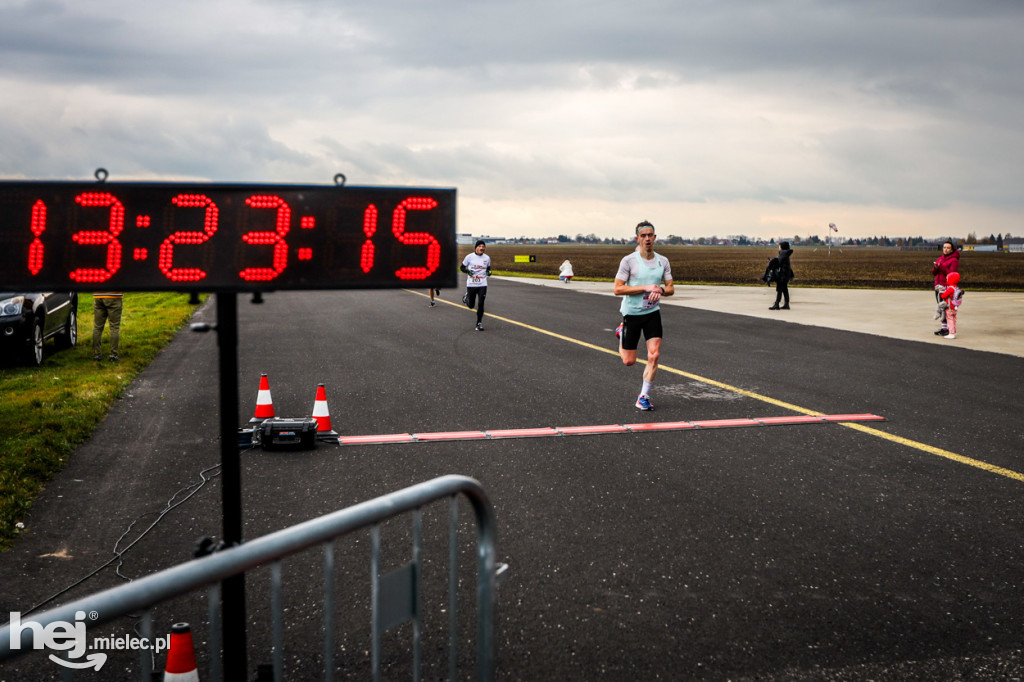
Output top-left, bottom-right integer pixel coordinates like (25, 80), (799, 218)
(20, 461), (225, 618)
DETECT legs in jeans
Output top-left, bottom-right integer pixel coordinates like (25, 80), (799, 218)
(93, 302), (108, 357)
(93, 298), (123, 357)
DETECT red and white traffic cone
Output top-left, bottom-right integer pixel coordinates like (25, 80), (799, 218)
(250, 374), (275, 424)
(163, 622), (199, 681)
(312, 383), (339, 440)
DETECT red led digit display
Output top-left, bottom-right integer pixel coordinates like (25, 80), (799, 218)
(159, 193), (219, 282)
(391, 197), (442, 280)
(240, 194), (290, 282)
(70, 192), (125, 283)
(0, 181), (457, 292)
(361, 204), (377, 274)
(29, 200), (46, 275)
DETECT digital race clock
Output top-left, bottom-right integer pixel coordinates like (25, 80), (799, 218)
(0, 180), (457, 292)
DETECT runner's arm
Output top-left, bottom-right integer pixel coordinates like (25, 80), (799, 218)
(614, 279), (665, 297)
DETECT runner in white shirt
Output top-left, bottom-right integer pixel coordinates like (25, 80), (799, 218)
(613, 221), (674, 410)
(461, 240), (492, 331)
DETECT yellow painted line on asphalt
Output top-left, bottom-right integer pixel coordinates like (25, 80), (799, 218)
(410, 290), (1024, 482)
(838, 422), (1024, 482)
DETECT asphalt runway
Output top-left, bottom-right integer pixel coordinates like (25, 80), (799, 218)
(2, 280), (1023, 680)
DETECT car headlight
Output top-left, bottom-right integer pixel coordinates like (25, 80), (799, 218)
(1, 296), (25, 316)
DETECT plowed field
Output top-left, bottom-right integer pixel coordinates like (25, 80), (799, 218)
(459, 245), (1022, 290)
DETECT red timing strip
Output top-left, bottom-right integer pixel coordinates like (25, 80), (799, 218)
(623, 421), (698, 432)
(690, 418), (761, 428)
(821, 414), (886, 422)
(755, 415), (827, 425)
(339, 433), (416, 445)
(413, 431), (490, 441)
(487, 427), (560, 438)
(335, 413), (885, 446)
(558, 424), (630, 434)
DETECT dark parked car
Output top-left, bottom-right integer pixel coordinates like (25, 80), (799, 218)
(0, 292), (78, 366)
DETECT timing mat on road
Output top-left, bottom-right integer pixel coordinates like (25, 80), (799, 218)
(336, 413), (885, 446)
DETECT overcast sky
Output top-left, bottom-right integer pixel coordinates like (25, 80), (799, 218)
(2, 0), (1022, 241)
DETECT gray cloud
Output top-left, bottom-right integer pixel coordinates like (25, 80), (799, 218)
(1, 0), (1022, 237)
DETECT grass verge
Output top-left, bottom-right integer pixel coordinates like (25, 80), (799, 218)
(0, 293), (204, 550)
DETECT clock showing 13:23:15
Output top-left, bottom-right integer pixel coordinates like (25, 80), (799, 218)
(0, 181), (458, 292)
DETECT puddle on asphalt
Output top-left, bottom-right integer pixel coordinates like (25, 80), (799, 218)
(658, 381), (745, 401)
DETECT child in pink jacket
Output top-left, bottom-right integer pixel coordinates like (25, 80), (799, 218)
(939, 272), (964, 339)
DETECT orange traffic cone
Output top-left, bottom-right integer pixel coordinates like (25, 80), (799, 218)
(250, 374), (275, 423)
(163, 622), (199, 681)
(312, 383), (339, 439)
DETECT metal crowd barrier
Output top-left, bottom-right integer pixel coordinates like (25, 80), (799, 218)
(0, 475), (503, 681)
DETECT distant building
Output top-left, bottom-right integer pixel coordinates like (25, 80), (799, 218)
(457, 234), (513, 245)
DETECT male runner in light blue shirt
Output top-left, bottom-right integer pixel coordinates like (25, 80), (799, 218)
(613, 221), (674, 410)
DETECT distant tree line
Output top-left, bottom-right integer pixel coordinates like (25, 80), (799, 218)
(499, 232), (1015, 247)
(842, 233), (1012, 247)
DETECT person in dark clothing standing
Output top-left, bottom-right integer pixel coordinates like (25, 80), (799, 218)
(769, 242), (794, 310)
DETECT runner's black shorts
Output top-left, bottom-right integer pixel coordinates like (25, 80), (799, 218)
(466, 286), (487, 308)
(620, 310), (663, 351)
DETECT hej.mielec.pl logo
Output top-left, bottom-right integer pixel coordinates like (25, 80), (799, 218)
(6, 610), (168, 671)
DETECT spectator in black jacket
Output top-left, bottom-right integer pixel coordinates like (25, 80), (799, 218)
(769, 242), (794, 310)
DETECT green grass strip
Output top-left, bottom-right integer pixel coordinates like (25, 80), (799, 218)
(0, 293), (204, 550)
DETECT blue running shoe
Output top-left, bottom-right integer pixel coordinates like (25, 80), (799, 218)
(615, 323), (623, 340)
(635, 395), (654, 411)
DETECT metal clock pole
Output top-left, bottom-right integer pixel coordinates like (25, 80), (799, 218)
(216, 291), (248, 678)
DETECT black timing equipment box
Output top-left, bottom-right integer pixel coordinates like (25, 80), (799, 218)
(252, 417), (319, 451)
